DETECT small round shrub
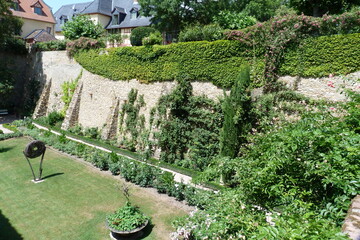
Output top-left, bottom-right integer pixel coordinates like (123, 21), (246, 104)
(130, 27), (158, 46)
(142, 32), (162, 46)
(46, 111), (64, 126)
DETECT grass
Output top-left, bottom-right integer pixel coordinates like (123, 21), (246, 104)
(0, 137), (189, 240)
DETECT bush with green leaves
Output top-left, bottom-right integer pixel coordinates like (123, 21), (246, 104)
(45, 111), (64, 127)
(130, 27), (158, 46)
(35, 40), (68, 51)
(66, 37), (105, 57)
(213, 11), (257, 30)
(178, 24), (224, 42)
(142, 32), (162, 46)
(107, 202), (150, 231)
(62, 15), (104, 40)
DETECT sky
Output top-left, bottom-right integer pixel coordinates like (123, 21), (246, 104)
(45, 0), (91, 13)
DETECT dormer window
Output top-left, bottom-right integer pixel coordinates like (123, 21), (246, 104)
(111, 7), (126, 25)
(31, 1), (44, 15)
(112, 14), (119, 24)
(130, 8), (138, 19)
(60, 15), (68, 24)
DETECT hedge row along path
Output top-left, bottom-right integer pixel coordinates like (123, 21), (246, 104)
(32, 122), (211, 190)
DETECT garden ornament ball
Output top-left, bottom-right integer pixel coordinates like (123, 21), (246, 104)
(23, 140), (46, 182)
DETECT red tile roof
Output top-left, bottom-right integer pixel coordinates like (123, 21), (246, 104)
(10, 0), (56, 24)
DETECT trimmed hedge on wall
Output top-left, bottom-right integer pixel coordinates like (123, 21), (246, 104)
(75, 33), (360, 88)
(75, 40), (262, 88)
(280, 33), (360, 77)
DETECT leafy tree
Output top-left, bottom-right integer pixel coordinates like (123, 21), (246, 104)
(288, 0), (360, 16)
(138, 0), (233, 32)
(243, 0), (282, 21)
(220, 65), (252, 159)
(0, 0), (23, 42)
(62, 15), (104, 40)
(0, 65), (15, 109)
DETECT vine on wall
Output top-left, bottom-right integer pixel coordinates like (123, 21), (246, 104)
(118, 89), (147, 153)
(150, 77), (223, 171)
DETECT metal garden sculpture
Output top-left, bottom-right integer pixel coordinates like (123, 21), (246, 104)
(23, 140), (46, 182)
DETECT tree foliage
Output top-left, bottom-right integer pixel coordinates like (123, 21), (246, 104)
(0, 0), (23, 42)
(138, 0), (233, 31)
(62, 15), (104, 40)
(0, 65), (15, 109)
(289, 0), (360, 16)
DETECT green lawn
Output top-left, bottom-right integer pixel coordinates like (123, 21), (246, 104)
(0, 138), (188, 240)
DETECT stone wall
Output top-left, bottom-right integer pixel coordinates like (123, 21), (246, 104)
(32, 51), (83, 117)
(279, 72), (360, 101)
(34, 51), (360, 132)
(343, 195), (360, 240)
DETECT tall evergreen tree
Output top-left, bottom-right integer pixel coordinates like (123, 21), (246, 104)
(220, 65), (252, 159)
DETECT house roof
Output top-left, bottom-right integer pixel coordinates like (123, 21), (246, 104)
(106, 0), (151, 29)
(81, 0), (112, 16)
(24, 29), (57, 42)
(10, 0), (56, 24)
(54, 2), (93, 32)
(54, 0), (152, 32)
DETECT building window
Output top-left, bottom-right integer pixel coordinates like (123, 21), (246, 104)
(46, 27), (51, 33)
(60, 15), (68, 24)
(112, 14), (119, 25)
(122, 28), (132, 34)
(34, 6), (42, 15)
(130, 11), (137, 19)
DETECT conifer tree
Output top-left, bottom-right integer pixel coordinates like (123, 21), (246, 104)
(220, 65), (252, 158)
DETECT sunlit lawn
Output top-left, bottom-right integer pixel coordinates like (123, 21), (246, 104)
(0, 137), (188, 240)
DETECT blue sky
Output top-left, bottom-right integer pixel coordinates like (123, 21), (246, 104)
(45, 0), (91, 13)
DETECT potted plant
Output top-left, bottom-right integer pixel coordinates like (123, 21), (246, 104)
(106, 184), (150, 239)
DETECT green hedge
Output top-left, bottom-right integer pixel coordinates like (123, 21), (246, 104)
(280, 33), (360, 77)
(75, 40), (260, 88)
(75, 34), (360, 87)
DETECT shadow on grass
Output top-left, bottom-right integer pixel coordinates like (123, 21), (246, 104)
(0, 210), (23, 240)
(110, 223), (154, 240)
(42, 172), (64, 180)
(0, 146), (15, 153)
